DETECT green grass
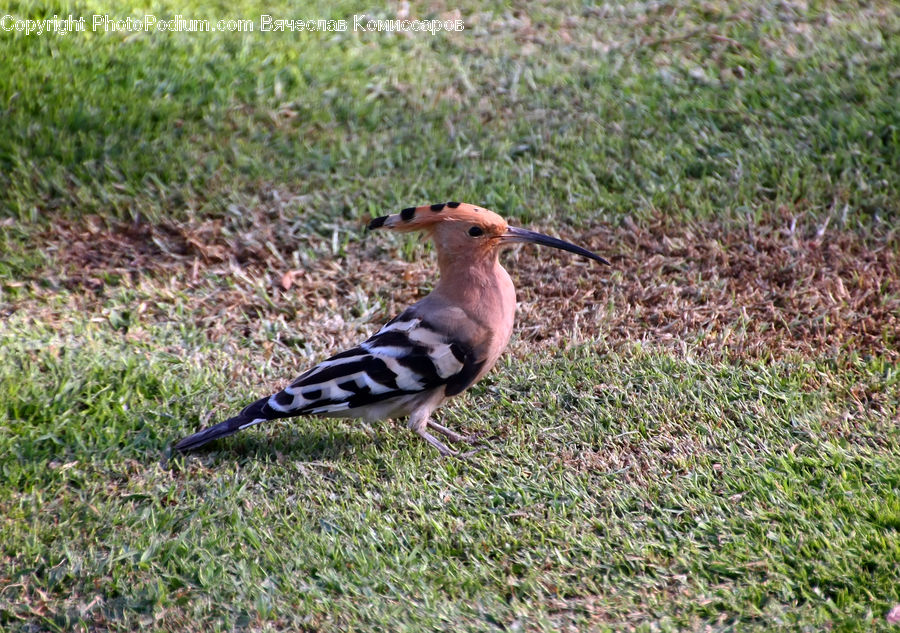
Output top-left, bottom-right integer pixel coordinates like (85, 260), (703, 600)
(2, 323), (898, 631)
(1, 0), (898, 230)
(2, 0), (900, 631)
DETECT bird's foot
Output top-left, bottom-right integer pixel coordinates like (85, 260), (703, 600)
(413, 427), (482, 459)
(454, 446), (484, 460)
(426, 420), (481, 445)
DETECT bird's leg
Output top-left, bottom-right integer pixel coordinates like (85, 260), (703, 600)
(407, 407), (459, 457)
(412, 426), (482, 459)
(412, 421), (486, 460)
(427, 420), (478, 445)
(407, 398), (482, 458)
(412, 425), (458, 457)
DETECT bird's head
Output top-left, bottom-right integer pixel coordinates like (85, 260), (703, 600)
(367, 202), (609, 266)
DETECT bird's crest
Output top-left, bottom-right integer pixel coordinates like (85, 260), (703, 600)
(367, 202), (507, 234)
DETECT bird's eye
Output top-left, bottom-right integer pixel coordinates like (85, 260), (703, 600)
(468, 226), (484, 237)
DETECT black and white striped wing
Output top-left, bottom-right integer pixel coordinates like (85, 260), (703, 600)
(174, 309), (484, 452)
(269, 312), (484, 416)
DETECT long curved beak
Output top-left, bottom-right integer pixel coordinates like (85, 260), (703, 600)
(501, 226), (610, 265)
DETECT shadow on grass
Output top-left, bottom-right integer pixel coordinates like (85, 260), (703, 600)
(166, 427), (371, 464)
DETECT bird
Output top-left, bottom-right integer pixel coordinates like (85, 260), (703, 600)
(175, 202), (609, 457)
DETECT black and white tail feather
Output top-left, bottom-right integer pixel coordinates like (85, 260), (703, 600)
(174, 306), (484, 453)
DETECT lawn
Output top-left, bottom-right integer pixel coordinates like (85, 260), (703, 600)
(1, 1), (899, 631)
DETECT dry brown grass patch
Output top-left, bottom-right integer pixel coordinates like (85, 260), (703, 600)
(515, 214), (899, 360)
(21, 209), (900, 363)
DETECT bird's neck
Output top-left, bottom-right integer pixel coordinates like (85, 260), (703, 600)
(433, 252), (516, 330)
(435, 250), (500, 292)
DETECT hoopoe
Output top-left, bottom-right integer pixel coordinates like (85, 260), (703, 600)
(175, 202), (608, 457)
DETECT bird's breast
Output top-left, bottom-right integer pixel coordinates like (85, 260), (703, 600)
(468, 264), (517, 383)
